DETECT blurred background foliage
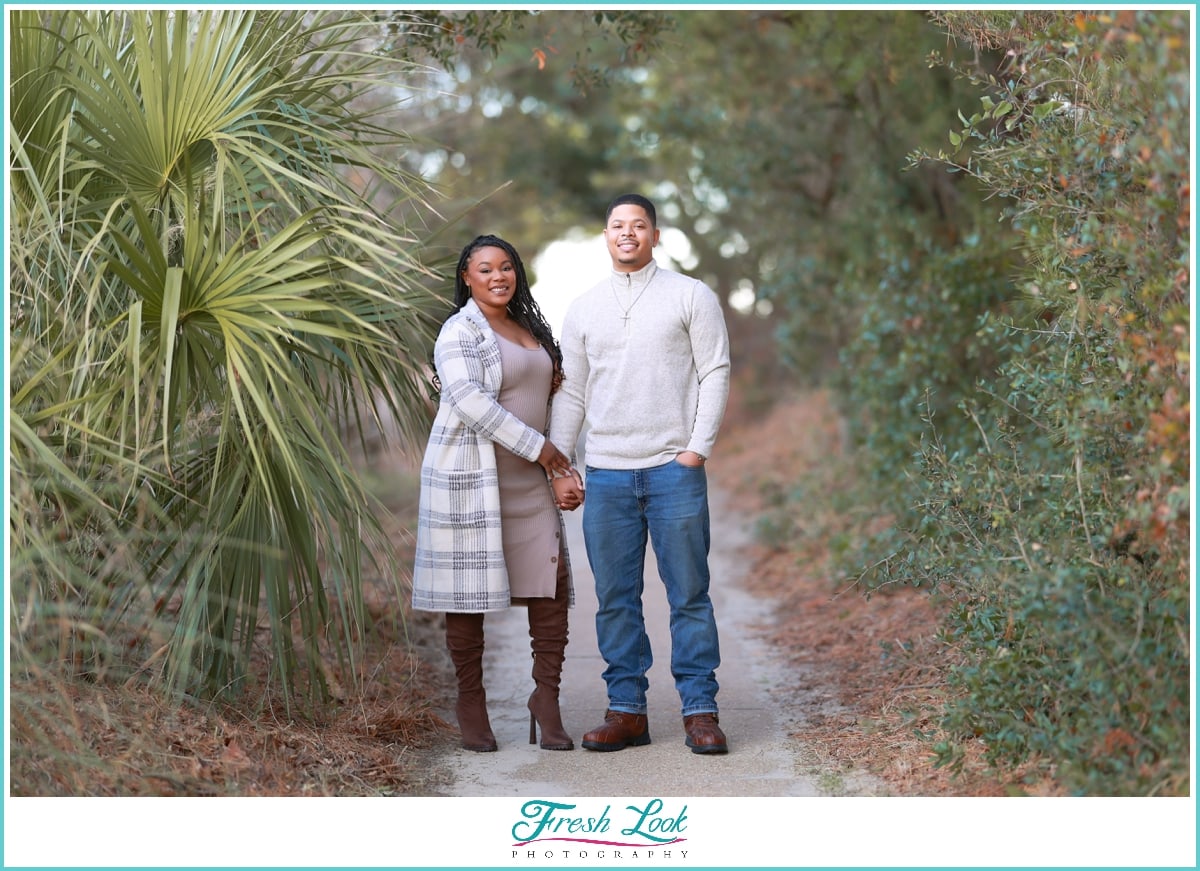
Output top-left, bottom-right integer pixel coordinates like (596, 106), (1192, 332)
(8, 8), (1190, 794)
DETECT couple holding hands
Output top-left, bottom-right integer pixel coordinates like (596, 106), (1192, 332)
(411, 194), (732, 757)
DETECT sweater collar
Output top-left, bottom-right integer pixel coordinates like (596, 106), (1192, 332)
(610, 259), (659, 288)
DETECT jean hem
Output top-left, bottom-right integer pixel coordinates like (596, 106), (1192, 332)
(607, 704), (648, 716)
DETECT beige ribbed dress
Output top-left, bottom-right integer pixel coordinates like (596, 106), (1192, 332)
(494, 334), (562, 601)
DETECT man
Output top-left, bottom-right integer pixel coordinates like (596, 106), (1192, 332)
(549, 193), (731, 754)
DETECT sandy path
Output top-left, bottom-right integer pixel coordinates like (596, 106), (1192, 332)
(430, 486), (885, 798)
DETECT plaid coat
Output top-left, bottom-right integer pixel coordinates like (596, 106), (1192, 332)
(411, 299), (572, 612)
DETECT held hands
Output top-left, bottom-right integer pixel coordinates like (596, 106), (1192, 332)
(536, 439), (584, 511)
(536, 439), (574, 478)
(551, 471), (585, 512)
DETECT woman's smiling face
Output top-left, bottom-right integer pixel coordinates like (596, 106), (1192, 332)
(463, 245), (517, 317)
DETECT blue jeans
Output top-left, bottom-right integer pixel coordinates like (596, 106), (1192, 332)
(582, 460), (721, 718)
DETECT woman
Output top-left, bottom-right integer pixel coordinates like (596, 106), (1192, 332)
(412, 234), (583, 752)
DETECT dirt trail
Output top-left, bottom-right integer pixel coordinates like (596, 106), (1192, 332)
(426, 485), (887, 798)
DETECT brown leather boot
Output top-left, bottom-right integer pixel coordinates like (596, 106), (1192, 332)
(445, 612), (497, 752)
(683, 713), (728, 754)
(525, 549), (574, 750)
(581, 710), (651, 751)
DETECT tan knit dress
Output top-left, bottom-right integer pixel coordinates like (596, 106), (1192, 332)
(494, 334), (562, 601)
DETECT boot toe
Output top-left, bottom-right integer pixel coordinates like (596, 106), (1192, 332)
(683, 713), (728, 754)
(581, 710), (651, 751)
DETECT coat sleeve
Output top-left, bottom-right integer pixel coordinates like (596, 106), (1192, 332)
(435, 320), (546, 464)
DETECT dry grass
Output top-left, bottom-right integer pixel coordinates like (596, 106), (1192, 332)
(8, 451), (461, 798)
(9, 662), (455, 797)
(9, 616), (460, 798)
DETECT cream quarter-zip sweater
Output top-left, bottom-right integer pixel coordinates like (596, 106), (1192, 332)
(548, 260), (730, 469)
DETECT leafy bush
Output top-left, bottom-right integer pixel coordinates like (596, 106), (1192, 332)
(836, 223), (1018, 495)
(886, 10), (1190, 794)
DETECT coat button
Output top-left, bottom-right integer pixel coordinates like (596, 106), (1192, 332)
(550, 556), (558, 563)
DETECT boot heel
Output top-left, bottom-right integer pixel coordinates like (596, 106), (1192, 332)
(529, 712), (537, 745)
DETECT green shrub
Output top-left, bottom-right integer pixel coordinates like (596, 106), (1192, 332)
(836, 223), (1017, 497)
(892, 10), (1190, 794)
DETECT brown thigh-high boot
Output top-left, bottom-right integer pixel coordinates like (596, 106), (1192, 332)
(445, 612), (498, 752)
(525, 551), (574, 750)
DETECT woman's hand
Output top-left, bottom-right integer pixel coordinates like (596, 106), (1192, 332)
(552, 471), (585, 511)
(537, 439), (573, 478)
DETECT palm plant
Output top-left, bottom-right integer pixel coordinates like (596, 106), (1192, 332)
(8, 9), (448, 707)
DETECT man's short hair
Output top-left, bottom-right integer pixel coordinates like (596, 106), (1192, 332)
(606, 193), (657, 227)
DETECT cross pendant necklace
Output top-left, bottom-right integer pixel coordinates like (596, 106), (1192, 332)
(610, 270), (654, 333)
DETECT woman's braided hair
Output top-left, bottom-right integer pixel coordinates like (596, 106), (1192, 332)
(432, 234), (564, 396)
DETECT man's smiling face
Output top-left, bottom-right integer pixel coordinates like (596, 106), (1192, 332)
(605, 204), (659, 273)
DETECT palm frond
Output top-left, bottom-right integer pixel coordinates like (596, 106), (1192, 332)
(9, 8), (449, 708)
